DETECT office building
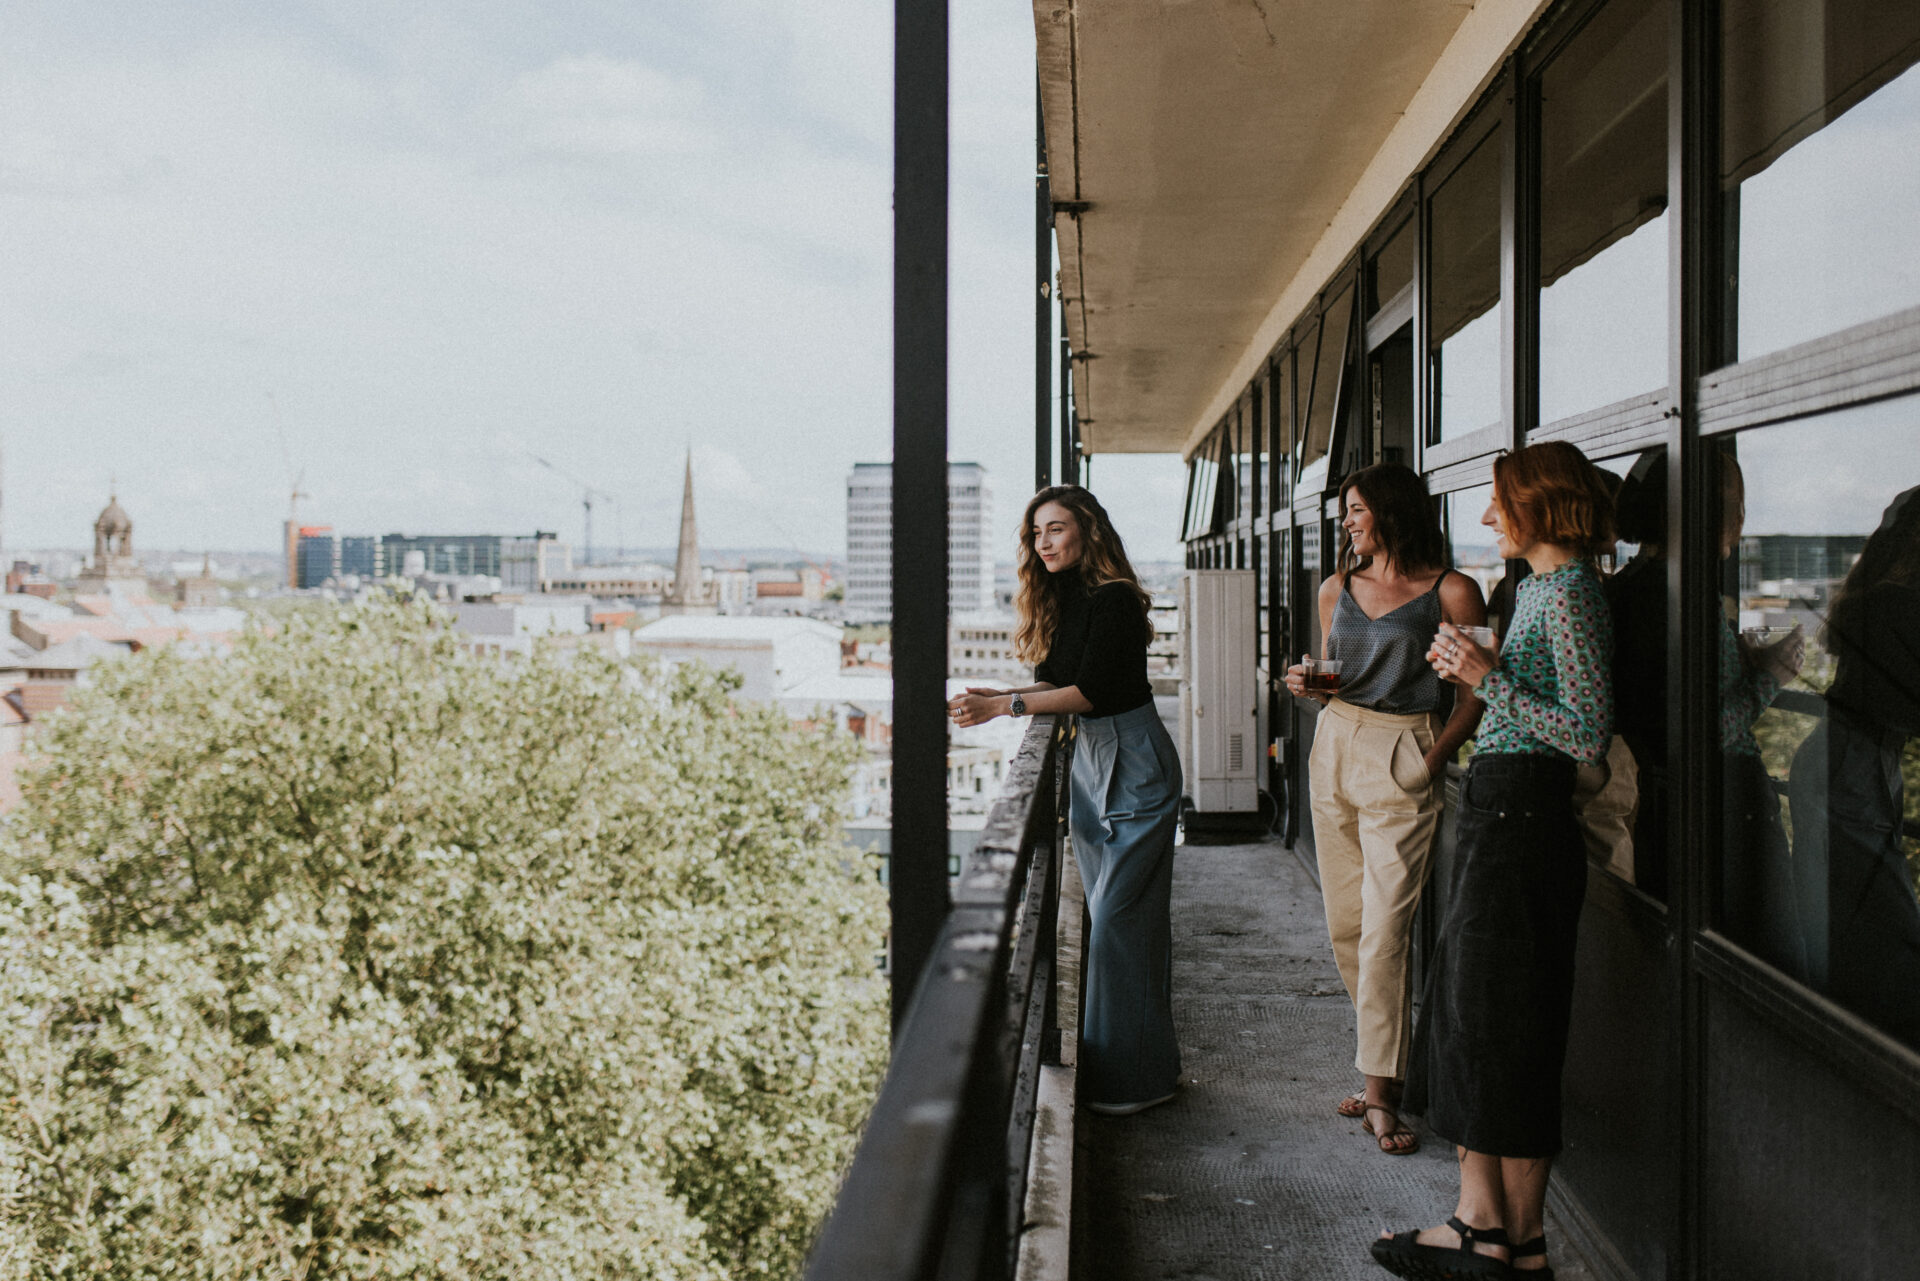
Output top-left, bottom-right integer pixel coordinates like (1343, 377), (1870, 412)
(844, 462), (995, 621)
(378, 534), (502, 579)
(338, 536), (382, 580)
(294, 528), (336, 589)
(500, 532), (568, 592)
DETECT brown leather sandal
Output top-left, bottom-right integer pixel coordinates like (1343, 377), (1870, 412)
(1362, 1103), (1421, 1155)
(1336, 1081), (1404, 1118)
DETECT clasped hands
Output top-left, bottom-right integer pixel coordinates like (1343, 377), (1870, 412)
(947, 686), (1011, 728)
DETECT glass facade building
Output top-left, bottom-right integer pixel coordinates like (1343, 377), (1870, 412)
(337, 535), (382, 580)
(294, 529), (336, 589)
(1162, 0), (1920, 1272)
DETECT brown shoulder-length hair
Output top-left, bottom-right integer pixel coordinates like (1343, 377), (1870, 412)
(1492, 441), (1615, 558)
(1337, 463), (1447, 576)
(1013, 486), (1153, 666)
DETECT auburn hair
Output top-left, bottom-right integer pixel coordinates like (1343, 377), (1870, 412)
(1013, 486), (1153, 666)
(1491, 441), (1615, 558)
(1337, 463), (1448, 576)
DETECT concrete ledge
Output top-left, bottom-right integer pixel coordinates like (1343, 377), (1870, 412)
(1017, 833), (1084, 1281)
(1016, 1065), (1076, 1281)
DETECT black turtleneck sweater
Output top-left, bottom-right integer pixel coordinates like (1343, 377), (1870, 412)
(1032, 568), (1154, 719)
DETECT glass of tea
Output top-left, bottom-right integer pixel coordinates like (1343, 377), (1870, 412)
(1461, 625), (1497, 649)
(1303, 657), (1344, 694)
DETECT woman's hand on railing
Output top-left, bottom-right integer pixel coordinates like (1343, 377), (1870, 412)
(948, 689), (1009, 727)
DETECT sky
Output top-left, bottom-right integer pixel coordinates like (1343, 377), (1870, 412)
(0, 1), (1190, 565)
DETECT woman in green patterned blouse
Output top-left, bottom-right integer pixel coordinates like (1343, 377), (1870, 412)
(1371, 441), (1616, 1281)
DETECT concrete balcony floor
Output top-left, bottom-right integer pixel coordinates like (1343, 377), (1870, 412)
(1079, 836), (1602, 1281)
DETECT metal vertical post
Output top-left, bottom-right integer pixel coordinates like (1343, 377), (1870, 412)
(1036, 81), (1054, 493)
(891, 0), (949, 1032)
(1670, 0), (1719, 1271)
(1059, 300), (1075, 486)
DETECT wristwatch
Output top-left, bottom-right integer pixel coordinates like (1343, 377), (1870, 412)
(1009, 693), (1028, 717)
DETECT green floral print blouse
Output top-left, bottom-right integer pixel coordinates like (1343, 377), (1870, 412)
(1476, 558), (1614, 764)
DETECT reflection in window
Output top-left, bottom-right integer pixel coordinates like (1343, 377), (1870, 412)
(1429, 131), (1503, 441)
(1600, 448), (1669, 896)
(1300, 284), (1355, 475)
(1722, 0), (1920, 363)
(1716, 395), (1920, 1049)
(1538, 0), (1669, 425)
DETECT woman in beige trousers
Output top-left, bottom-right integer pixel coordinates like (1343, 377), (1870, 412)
(1285, 463), (1485, 1155)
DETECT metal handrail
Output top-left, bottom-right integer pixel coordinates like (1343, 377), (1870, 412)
(803, 714), (1072, 1281)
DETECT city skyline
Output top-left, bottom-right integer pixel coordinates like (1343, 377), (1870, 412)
(0, 2), (1189, 565)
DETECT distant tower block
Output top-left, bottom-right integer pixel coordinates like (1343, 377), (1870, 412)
(76, 490), (150, 599)
(661, 454), (718, 616)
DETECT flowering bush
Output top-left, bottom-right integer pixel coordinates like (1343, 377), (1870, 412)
(0, 599), (886, 1278)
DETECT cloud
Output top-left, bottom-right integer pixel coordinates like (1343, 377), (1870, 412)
(497, 55), (721, 158)
(0, 1), (1138, 566)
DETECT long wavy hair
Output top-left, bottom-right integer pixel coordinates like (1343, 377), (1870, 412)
(1336, 463), (1448, 576)
(1013, 486), (1153, 666)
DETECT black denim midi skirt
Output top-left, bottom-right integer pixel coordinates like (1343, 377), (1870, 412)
(1403, 752), (1584, 1158)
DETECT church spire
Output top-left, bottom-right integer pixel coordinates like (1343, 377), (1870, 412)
(662, 452), (716, 615)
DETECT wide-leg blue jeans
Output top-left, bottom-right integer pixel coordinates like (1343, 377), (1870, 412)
(1070, 701), (1182, 1106)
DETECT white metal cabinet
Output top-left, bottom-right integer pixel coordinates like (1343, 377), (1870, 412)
(1179, 570), (1259, 814)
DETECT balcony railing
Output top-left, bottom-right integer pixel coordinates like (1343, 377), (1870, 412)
(804, 713), (1072, 1281)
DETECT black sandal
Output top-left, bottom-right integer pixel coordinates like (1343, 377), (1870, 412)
(1511, 1234), (1554, 1280)
(1370, 1215), (1511, 1280)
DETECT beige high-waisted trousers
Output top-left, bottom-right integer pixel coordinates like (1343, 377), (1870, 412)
(1308, 697), (1444, 1080)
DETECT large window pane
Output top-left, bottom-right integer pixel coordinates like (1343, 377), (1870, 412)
(1722, 0), (1920, 362)
(1269, 352), (1294, 508)
(1538, 0), (1670, 424)
(1714, 395), (1920, 1048)
(1368, 325), (1416, 469)
(1252, 383), (1267, 521)
(1429, 132), (1503, 441)
(1370, 218), (1414, 315)
(1234, 406), (1253, 526)
(1300, 284), (1354, 474)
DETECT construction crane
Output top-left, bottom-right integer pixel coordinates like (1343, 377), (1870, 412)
(267, 393), (311, 588)
(526, 451), (620, 566)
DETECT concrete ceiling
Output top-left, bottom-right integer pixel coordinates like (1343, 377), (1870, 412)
(1035, 0), (1546, 457)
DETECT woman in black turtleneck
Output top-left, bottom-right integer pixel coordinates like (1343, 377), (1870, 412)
(949, 485), (1181, 1115)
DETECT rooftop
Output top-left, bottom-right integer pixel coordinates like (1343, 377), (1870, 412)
(636, 615), (843, 645)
